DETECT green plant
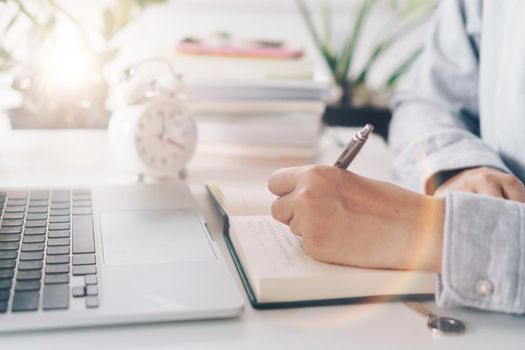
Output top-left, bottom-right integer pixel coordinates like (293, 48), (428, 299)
(0, 0), (167, 128)
(297, 0), (437, 105)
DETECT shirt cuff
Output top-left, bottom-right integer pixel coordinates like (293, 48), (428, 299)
(435, 191), (525, 314)
(393, 134), (511, 193)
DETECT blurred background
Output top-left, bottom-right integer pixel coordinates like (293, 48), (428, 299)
(0, 0), (437, 144)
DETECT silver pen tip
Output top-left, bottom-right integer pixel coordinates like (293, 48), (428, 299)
(358, 124), (374, 139)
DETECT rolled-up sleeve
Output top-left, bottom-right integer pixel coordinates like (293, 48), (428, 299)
(437, 192), (525, 314)
(389, 0), (509, 193)
(389, 0), (525, 314)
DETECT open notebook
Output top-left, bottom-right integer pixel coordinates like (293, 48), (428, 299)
(206, 182), (435, 309)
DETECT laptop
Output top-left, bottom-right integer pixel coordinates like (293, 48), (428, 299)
(0, 182), (244, 332)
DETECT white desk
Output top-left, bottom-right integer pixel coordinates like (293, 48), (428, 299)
(0, 129), (524, 349)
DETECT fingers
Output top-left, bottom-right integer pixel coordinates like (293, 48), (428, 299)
(271, 194), (302, 236)
(434, 167), (525, 203)
(271, 194), (294, 225)
(501, 176), (525, 203)
(434, 186), (446, 198)
(269, 166), (308, 236)
(475, 184), (504, 198)
(268, 166), (305, 196)
(288, 216), (302, 236)
(438, 180), (504, 198)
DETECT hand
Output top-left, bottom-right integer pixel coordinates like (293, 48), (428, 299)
(268, 165), (445, 272)
(435, 167), (525, 202)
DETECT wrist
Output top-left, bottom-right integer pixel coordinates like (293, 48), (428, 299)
(426, 167), (475, 195)
(402, 195), (445, 272)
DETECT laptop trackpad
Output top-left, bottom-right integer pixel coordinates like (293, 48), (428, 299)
(100, 209), (216, 266)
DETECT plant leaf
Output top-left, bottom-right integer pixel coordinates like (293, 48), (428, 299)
(135, 0), (168, 7)
(43, 15), (56, 37)
(0, 62), (15, 74)
(296, 0), (337, 79)
(95, 47), (119, 69)
(321, 1), (332, 47)
(116, 0), (133, 29)
(355, 10), (429, 86)
(355, 0), (436, 87)
(12, 0), (41, 28)
(0, 47), (12, 60)
(4, 12), (19, 37)
(0, 47), (17, 71)
(354, 43), (383, 86)
(103, 7), (115, 41)
(385, 46), (423, 88)
(335, 0), (375, 86)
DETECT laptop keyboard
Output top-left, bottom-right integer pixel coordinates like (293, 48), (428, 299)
(0, 189), (99, 313)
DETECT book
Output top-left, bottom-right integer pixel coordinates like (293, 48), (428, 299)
(206, 182), (436, 309)
(160, 45), (331, 100)
(195, 111), (323, 148)
(171, 52), (313, 81)
(176, 35), (304, 60)
(190, 100), (325, 158)
(172, 34), (311, 81)
(189, 99), (326, 115)
(185, 78), (331, 101)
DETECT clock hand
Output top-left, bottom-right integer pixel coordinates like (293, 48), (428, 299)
(158, 115), (167, 139)
(165, 138), (185, 150)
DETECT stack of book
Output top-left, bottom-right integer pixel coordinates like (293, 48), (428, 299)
(164, 34), (330, 159)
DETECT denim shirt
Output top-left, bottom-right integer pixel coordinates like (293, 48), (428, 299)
(389, 0), (525, 313)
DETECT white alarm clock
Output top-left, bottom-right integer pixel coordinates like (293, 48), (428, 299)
(108, 60), (197, 179)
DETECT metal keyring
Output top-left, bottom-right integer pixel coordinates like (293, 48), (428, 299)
(427, 315), (466, 335)
(404, 301), (467, 335)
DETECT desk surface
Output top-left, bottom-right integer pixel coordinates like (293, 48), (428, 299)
(0, 129), (524, 350)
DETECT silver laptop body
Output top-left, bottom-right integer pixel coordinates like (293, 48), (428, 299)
(0, 183), (244, 332)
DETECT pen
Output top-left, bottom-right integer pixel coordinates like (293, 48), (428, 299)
(333, 124), (374, 169)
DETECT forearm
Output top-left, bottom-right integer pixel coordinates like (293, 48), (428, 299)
(406, 194), (445, 273)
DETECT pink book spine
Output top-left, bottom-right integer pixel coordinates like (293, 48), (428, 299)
(177, 42), (303, 59)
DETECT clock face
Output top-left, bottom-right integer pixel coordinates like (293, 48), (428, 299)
(134, 100), (196, 173)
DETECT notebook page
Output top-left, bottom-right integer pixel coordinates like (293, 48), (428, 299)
(208, 182), (276, 216)
(229, 215), (436, 302)
(230, 215), (348, 277)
